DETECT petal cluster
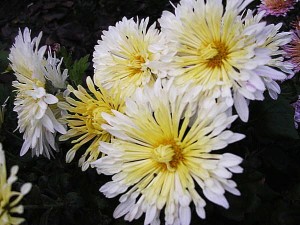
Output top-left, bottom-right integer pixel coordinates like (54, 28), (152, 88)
(59, 77), (125, 170)
(0, 143), (32, 225)
(9, 28), (46, 83)
(92, 80), (244, 224)
(13, 82), (66, 158)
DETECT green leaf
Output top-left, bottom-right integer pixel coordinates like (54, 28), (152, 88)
(250, 95), (299, 139)
(69, 54), (89, 86)
(60, 47), (73, 70)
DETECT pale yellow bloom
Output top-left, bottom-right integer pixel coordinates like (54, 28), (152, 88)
(0, 143), (32, 225)
(93, 17), (174, 99)
(92, 80), (244, 225)
(159, 0), (293, 122)
(59, 77), (125, 171)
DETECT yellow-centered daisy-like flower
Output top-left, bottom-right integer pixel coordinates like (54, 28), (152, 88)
(159, 0), (293, 122)
(0, 143), (32, 225)
(59, 77), (125, 171)
(92, 80), (245, 225)
(93, 17), (174, 99)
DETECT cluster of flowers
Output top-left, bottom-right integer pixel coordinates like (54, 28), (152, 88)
(3, 0), (299, 224)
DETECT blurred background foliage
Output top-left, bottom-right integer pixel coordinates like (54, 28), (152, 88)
(0, 0), (300, 224)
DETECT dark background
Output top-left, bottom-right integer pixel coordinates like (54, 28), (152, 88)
(0, 0), (300, 224)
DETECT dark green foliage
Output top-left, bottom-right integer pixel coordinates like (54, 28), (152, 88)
(68, 54), (89, 86)
(60, 46), (89, 86)
(59, 46), (89, 86)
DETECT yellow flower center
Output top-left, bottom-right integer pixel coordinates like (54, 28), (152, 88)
(206, 41), (229, 69)
(128, 54), (146, 76)
(153, 140), (183, 172)
(84, 100), (106, 134)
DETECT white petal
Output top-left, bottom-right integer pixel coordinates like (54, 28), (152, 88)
(211, 139), (228, 150)
(195, 205), (206, 219)
(248, 72), (266, 91)
(224, 186), (241, 196)
(219, 153), (243, 167)
(21, 183), (32, 195)
(213, 167), (232, 179)
(66, 150), (76, 163)
(234, 91), (249, 122)
(254, 66), (286, 80)
(203, 188), (229, 209)
(179, 206), (191, 225)
(41, 114), (55, 133)
(20, 140), (31, 156)
(113, 200), (133, 218)
(228, 165), (244, 173)
(44, 94), (58, 104)
(144, 204), (157, 225)
(227, 133), (245, 143)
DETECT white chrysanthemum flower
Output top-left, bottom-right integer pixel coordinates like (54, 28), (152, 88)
(92, 80), (244, 225)
(93, 17), (174, 98)
(13, 82), (66, 158)
(0, 143), (32, 225)
(159, 0), (293, 121)
(9, 27), (67, 158)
